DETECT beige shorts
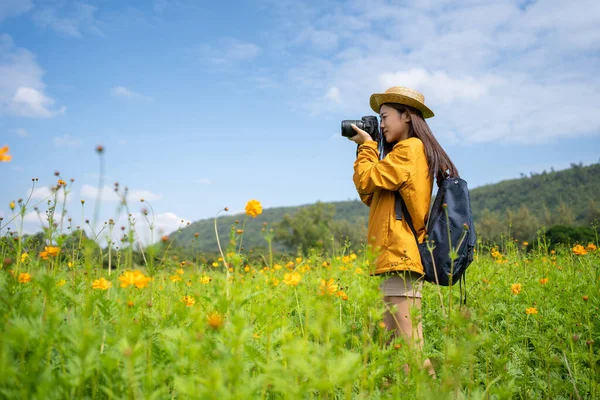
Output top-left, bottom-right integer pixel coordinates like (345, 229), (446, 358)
(379, 271), (424, 298)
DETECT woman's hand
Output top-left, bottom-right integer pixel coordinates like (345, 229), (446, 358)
(347, 124), (373, 145)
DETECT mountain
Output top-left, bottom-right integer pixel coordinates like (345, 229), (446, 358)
(170, 162), (600, 253)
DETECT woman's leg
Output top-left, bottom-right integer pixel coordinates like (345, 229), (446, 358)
(383, 295), (436, 377)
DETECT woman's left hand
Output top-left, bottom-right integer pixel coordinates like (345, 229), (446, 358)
(347, 124), (372, 145)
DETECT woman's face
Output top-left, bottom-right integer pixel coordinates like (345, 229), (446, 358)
(379, 104), (411, 143)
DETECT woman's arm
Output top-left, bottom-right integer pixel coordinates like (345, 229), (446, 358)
(353, 141), (414, 193)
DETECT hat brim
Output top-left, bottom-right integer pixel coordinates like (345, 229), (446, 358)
(370, 93), (434, 119)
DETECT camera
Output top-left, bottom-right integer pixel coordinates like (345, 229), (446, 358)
(341, 116), (380, 142)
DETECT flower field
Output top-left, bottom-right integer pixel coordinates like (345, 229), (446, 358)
(1, 147), (599, 399)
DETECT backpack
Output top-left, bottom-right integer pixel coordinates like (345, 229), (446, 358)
(395, 177), (476, 304)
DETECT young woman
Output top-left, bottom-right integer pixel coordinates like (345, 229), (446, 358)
(348, 86), (458, 377)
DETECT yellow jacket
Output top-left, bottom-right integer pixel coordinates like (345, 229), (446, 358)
(353, 138), (432, 275)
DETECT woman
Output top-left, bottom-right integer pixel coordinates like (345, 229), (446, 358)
(349, 86), (458, 378)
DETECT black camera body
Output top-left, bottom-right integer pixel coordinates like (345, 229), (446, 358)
(341, 116), (380, 142)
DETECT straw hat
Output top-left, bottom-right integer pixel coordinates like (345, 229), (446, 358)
(369, 86), (434, 119)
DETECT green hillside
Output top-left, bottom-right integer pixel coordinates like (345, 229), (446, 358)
(170, 162), (600, 254)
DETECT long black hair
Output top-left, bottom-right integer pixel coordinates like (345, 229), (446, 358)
(379, 103), (458, 185)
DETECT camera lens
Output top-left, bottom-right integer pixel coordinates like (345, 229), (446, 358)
(341, 120), (364, 138)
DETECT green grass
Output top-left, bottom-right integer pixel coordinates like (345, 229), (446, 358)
(1, 228), (598, 399)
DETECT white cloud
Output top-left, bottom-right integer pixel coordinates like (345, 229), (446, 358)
(191, 38), (261, 66)
(325, 87), (341, 103)
(273, 0), (600, 144)
(30, 186), (54, 200)
(80, 184), (162, 203)
(53, 134), (82, 147)
(0, 35), (65, 118)
(32, 3), (102, 37)
(10, 128), (29, 137)
(0, 0), (32, 23)
(111, 86), (153, 101)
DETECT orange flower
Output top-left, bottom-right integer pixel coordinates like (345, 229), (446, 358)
(181, 295), (195, 307)
(336, 290), (349, 300)
(207, 311), (224, 329)
(587, 243), (597, 251)
(0, 145), (12, 162)
(318, 278), (338, 296)
(245, 199), (262, 218)
(40, 246), (60, 260)
(511, 283), (522, 295)
(119, 270), (152, 288)
(525, 307), (538, 315)
(18, 272), (32, 283)
(572, 244), (588, 255)
(283, 271), (302, 286)
(92, 277), (112, 290)
(539, 277), (549, 285)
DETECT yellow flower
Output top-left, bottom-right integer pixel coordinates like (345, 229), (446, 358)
(539, 277), (549, 285)
(40, 246), (60, 260)
(572, 244), (588, 255)
(18, 272), (32, 283)
(283, 271), (302, 286)
(273, 263), (282, 270)
(245, 199), (262, 218)
(20, 253), (28, 263)
(525, 307), (538, 315)
(9, 201), (15, 210)
(354, 268), (364, 275)
(550, 250), (556, 255)
(119, 270), (151, 288)
(522, 241), (528, 246)
(176, 268), (184, 275)
(170, 275), (182, 282)
(511, 283), (522, 295)
(92, 277), (111, 290)
(181, 295), (195, 307)
(199, 275), (212, 284)
(68, 261), (73, 268)
(271, 278), (280, 286)
(350, 253), (357, 260)
(285, 261), (294, 269)
(0, 145), (12, 162)
(56, 279), (66, 287)
(318, 278), (338, 296)
(57, 179), (66, 186)
(212, 262), (219, 267)
(587, 243), (597, 251)
(207, 311), (224, 329)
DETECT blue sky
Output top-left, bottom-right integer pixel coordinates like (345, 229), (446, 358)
(1, 0), (599, 244)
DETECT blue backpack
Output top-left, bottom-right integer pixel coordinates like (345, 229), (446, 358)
(395, 177), (476, 304)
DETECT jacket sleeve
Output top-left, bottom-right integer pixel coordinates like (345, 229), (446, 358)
(353, 140), (415, 193)
(358, 193), (373, 207)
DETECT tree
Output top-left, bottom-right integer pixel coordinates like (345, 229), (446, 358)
(274, 202), (336, 254)
(510, 205), (539, 242)
(555, 201), (575, 226)
(475, 208), (503, 244)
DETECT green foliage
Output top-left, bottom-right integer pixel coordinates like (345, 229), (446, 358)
(545, 225), (598, 247)
(1, 234), (599, 398)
